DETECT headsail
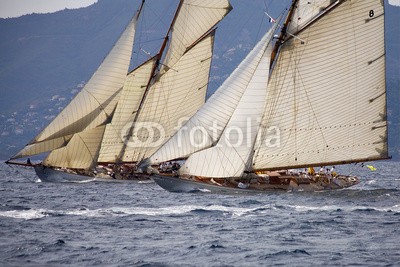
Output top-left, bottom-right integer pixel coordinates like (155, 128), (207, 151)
(253, 0), (388, 170)
(43, 126), (106, 170)
(180, 27), (276, 178)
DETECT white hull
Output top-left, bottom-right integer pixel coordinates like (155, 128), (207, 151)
(153, 174), (360, 194)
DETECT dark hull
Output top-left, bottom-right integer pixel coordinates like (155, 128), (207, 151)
(34, 165), (95, 183)
(152, 175), (360, 194)
(34, 165), (154, 183)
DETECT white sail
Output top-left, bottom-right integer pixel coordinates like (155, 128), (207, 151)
(121, 31), (216, 162)
(162, 0), (232, 72)
(11, 135), (73, 159)
(287, 0), (333, 33)
(44, 126), (106, 169)
(179, 26), (276, 178)
(98, 58), (157, 163)
(253, 0), (387, 170)
(147, 25), (278, 170)
(147, 23), (279, 167)
(10, 9), (139, 161)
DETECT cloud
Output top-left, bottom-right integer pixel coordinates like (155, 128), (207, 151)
(388, 0), (400, 6)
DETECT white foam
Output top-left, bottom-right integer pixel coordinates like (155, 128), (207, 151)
(2, 203), (398, 221)
(286, 204), (400, 213)
(0, 209), (48, 220)
(104, 205), (257, 217)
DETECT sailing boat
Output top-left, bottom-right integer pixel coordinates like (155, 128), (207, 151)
(96, 0), (232, 179)
(141, 0), (389, 193)
(5, 0), (232, 182)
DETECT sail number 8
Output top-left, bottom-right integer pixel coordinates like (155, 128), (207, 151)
(369, 10), (374, 18)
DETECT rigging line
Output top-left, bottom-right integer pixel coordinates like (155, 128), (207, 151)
(214, 43), (274, 148)
(116, 1), (184, 163)
(212, 130), (250, 177)
(294, 58), (330, 150)
(287, 26), (330, 151)
(255, 16), (308, 163)
(253, 6), (269, 53)
(185, 3), (228, 10)
(132, 2), (170, 66)
(8, 163), (36, 183)
(213, 146), (239, 178)
(263, 0), (269, 13)
(165, 45), (214, 132)
(254, 8), (297, 161)
(142, 0), (175, 31)
(139, 44), (209, 160)
(82, 86), (122, 119)
(293, 53), (298, 160)
(349, 2), (360, 157)
(254, 57), (293, 164)
(75, 132), (98, 169)
(134, 37), (166, 46)
(285, 0), (344, 43)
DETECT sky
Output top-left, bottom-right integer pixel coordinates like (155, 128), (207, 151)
(0, 0), (98, 18)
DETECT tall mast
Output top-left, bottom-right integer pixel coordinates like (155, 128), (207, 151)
(270, 0), (299, 69)
(117, 0), (184, 163)
(136, 0), (145, 20)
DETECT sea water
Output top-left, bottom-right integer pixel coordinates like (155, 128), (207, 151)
(0, 161), (399, 266)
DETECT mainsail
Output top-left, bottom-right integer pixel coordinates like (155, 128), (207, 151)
(98, 58), (157, 163)
(146, 0), (388, 178)
(9, 2), (143, 169)
(99, 0), (232, 164)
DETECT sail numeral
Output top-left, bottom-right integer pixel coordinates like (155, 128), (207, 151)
(369, 10), (374, 18)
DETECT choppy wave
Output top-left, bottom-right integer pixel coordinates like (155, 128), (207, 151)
(1, 202), (399, 220)
(1, 161), (400, 266)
